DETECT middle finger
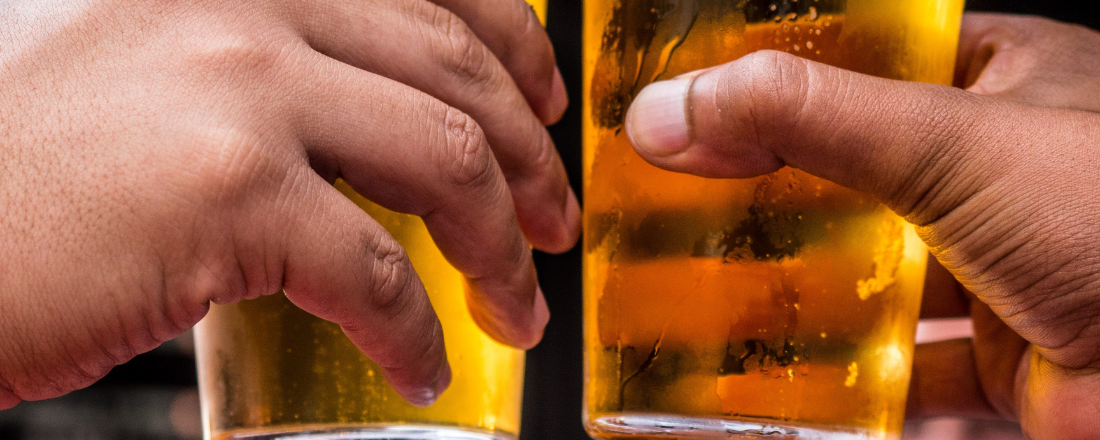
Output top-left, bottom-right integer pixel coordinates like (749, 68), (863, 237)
(288, 0), (580, 254)
(291, 51), (548, 349)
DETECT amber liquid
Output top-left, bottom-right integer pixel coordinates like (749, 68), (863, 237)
(583, 0), (962, 438)
(195, 182), (524, 440)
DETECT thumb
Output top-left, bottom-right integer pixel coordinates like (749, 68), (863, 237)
(624, 49), (1006, 227)
(625, 49), (1100, 371)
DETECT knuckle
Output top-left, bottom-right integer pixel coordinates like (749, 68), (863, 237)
(426, 9), (495, 87)
(744, 50), (813, 122)
(187, 128), (273, 200)
(186, 33), (293, 82)
(717, 50), (814, 147)
(364, 232), (415, 316)
(527, 133), (558, 177)
(400, 321), (445, 367)
(439, 107), (496, 189)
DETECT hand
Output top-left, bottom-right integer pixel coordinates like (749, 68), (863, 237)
(625, 13), (1100, 440)
(0, 0), (579, 408)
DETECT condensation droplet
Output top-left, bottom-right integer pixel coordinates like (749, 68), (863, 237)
(769, 4), (777, 11)
(794, 26), (801, 33)
(808, 6), (818, 20)
(793, 44), (800, 51)
(786, 12), (798, 21)
(806, 41), (814, 49)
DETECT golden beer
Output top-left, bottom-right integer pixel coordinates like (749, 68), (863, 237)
(195, 182), (525, 440)
(583, 0), (963, 438)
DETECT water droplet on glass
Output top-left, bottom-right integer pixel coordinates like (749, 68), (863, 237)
(805, 41), (814, 49)
(769, 4), (777, 11)
(793, 44), (800, 52)
(786, 12), (798, 21)
(808, 6), (818, 20)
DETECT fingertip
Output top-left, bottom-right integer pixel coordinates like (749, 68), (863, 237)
(537, 67), (569, 125)
(468, 286), (547, 350)
(561, 185), (582, 247)
(533, 286), (550, 331)
(394, 359), (452, 408)
(0, 387), (20, 410)
(536, 185), (581, 254)
(510, 286), (549, 350)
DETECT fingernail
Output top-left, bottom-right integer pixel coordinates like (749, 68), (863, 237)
(533, 286), (550, 331)
(626, 78), (692, 157)
(540, 67), (569, 125)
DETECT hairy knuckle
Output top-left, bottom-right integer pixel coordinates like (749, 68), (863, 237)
(440, 108), (495, 189)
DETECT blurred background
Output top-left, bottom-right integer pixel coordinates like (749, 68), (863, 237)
(1, 1), (1095, 439)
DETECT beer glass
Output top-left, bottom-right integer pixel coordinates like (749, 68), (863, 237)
(195, 3), (545, 439)
(583, 1), (963, 439)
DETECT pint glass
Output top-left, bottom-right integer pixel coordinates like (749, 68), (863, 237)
(195, 182), (524, 440)
(583, 1), (963, 439)
(195, 2), (546, 436)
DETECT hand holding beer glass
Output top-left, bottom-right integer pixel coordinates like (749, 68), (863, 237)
(194, 1), (565, 439)
(584, 0), (963, 438)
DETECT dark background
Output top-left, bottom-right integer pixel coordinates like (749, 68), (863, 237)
(1, 1), (1097, 439)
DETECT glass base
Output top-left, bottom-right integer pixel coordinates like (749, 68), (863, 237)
(220, 425), (514, 440)
(586, 414), (896, 440)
